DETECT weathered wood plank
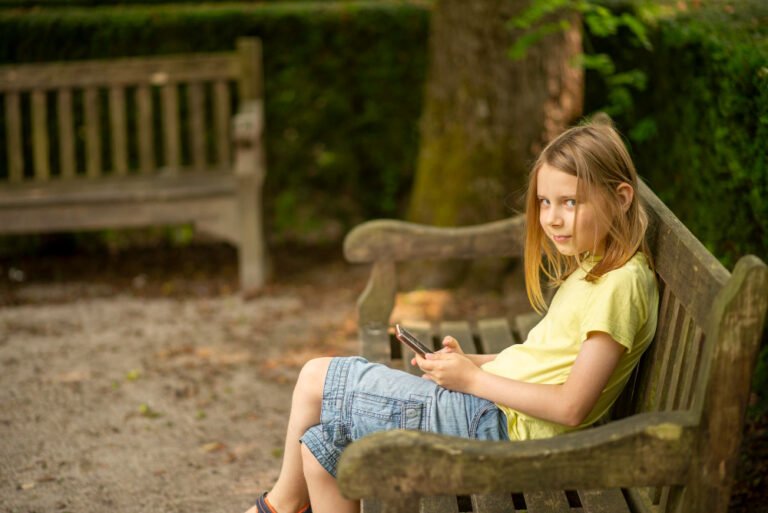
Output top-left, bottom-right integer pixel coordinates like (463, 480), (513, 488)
(136, 84), (155, 174)
(83, 87), (101, 178)
(471, 493), (516, 513)
(237, 38), (262, 102)
(665, 314), (692, 410)
(419, 496), (458, 513)
(0, 54), (239, 91)
(640, 181), (728, 332)
(109, 86), (128, 176)
(525, 490), (570, 513)
(344, 216), (526, 263)
(578, 489), (630, 513)
(438, 320), (475, 353)
(31, 89), (50, 181)
(188, 81), (206, 171)
(476, 318), (515, 354)
(684, 256), (768, 513)
(161, 83), (181, 171)
(214, 80), (231, 168)
(677, 327), (704, 410)
(4, 91), (24, 182)
(357, 262), (396, 364)
(57, 88), (75, 179)
(337, 411), (696, 499)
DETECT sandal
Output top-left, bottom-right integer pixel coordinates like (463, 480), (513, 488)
(255, 492), (312, 513)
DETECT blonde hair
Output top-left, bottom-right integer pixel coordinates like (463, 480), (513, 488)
(524, 114), (652, 313)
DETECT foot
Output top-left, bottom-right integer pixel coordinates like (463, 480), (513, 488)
(247, 492), (311, 513)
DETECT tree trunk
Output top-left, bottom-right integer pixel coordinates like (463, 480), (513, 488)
(405, 0), (583, 288)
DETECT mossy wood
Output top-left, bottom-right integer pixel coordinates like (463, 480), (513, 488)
(339, 181), (768, 513)
(0, 38), (267, 291)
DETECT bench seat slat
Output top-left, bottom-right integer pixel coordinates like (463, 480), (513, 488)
(438, 320), (475, 353)
(476, 318), (516, 355)
(525, 490), (571, 513)
(578, 489), (630, 513)
(471, 493), (516, 513)
(420, 496), (458, 513)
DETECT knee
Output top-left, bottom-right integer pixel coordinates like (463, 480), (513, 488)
(295, 357), (332, 397)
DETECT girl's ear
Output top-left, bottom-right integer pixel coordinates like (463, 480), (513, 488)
(616, 183), (634, 213)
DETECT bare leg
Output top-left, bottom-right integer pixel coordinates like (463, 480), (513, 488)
(301, 443), (359, 513)
(244, 357), (332, 513)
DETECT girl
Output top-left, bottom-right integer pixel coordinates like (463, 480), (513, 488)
(245, 116), (659, 513)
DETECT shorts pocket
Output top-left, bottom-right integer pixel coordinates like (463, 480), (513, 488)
(349, 392), (428, 440)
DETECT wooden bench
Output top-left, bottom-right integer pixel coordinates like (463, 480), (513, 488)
(338, 181), (768, 513)
(0, 38), (267, 291)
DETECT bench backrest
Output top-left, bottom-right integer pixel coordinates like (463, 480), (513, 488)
(615, 182), (767, 512)
(0, 38), (261, 183)
(614, 181), (730, 418)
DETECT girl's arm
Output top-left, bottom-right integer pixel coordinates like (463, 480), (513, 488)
(416, 331), (625, 427)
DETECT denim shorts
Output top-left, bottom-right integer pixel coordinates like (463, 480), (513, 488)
(300, 356), (508, 477)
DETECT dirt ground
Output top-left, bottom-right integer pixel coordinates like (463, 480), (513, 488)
(0, 242), (765, 512)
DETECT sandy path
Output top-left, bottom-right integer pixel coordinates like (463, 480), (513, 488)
(0, 256), (364, 513)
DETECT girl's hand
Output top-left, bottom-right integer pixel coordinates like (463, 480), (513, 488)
(416, 352), (480, 393)
(438, 336), (464, 355)
(410, 336), (463, 367)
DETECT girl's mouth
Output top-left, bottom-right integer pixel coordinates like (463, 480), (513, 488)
(552, 235), (571, 243)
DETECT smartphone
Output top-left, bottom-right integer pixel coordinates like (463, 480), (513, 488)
(395, 324), (433, 357)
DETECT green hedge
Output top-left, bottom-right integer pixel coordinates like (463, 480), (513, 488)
(585, 3), (768, 269)
(0, 1), (430, 241)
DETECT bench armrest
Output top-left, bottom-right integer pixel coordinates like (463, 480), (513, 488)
(343, 215), (525, 263)
(337, 410), (696, 500)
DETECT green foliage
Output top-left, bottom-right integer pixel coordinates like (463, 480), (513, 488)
(508, 0), (653, 120)
(0, 2), (430, 242)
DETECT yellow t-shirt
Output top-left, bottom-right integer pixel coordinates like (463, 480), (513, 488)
(481, 252), (659, 440)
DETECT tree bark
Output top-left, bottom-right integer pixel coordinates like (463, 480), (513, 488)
(404, 0), (583, 289)
(409, 0), (583, 227)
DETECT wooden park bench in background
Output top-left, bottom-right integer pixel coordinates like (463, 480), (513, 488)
(0, 37), (267, 291)
(338, 181), (767, 513)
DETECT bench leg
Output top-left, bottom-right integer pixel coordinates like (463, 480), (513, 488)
(236, 171), (268, 292)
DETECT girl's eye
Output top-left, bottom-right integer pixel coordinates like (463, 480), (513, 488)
(565, 199), (576, 208)
(539, 198), (550, 206)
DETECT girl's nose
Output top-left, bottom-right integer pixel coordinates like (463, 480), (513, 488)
(545, 207), (563, 227)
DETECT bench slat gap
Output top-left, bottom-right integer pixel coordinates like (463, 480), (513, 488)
(5, 92), (23, 182)
(83, 87), (101, 178)
(109, 86), (128, 176)
(136, 84), (155, 174)
(31, 89), (50, 181)
(161, 83), (181, 172)
(214, 80), (232, 168)
(188, 81), (207, 171)
(57, 88), (75, 179)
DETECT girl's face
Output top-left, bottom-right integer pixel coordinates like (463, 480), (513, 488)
(536, 163), (610, 257)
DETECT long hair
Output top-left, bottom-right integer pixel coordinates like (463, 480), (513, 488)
(524, 114), (652, 313)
